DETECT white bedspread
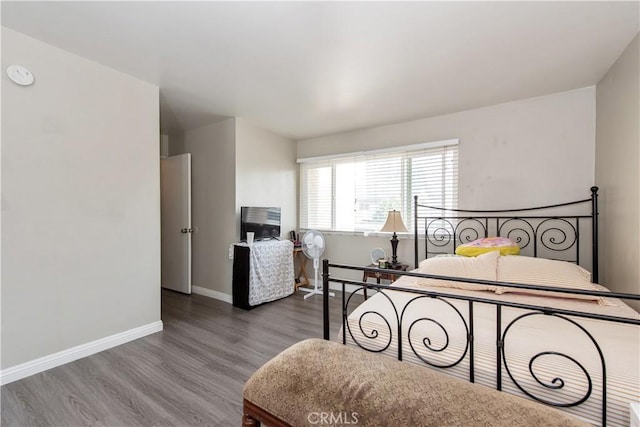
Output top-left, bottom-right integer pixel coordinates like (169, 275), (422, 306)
(341, 275), (639, 426)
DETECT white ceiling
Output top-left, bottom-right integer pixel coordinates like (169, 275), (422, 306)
(2, 1), (639, 140)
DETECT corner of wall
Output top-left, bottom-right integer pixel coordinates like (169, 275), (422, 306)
(594, 32), (640, 309)
(183, 117), (237, 296)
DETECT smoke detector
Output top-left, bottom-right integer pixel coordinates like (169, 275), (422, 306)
(6, 65), (35, 86)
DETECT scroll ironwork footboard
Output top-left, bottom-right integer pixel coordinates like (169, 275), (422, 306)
(322, 262), (640, 427)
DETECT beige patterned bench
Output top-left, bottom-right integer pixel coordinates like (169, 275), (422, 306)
(243, 339), (588, 427)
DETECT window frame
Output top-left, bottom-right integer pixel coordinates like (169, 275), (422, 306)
(298, 139), (459, 234)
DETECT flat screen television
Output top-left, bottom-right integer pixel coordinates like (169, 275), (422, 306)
(240, 206), (281, 241)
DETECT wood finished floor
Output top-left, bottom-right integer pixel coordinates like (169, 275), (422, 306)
(1, 289), (351, 427)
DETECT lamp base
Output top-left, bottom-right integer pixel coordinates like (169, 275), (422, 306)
(390, 232), (399, 265)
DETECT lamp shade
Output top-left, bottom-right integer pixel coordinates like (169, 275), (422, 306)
(380, 210), (408, 233)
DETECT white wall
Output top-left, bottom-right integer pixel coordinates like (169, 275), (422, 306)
(595, 33), (639, 310)
(1, 28), (161, 369)
(168, 131), (185, 156)
(181, 118), (297, 299)
(235, 118), (297, 239)
(160, 134), (169, 157)
(184, 119), (237, 297)
(299, 87), (595, 209)
(297, 88), (596, 279)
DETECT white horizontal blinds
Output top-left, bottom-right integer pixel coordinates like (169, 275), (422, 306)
(300, 163), (332, 230)
(299, 142), (458, 232)
(335, 161), (357, 231)
(409, 144), (458, 233)
(353, 154), (403, 231)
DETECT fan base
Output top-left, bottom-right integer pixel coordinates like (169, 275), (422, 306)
(299, 286), (335, 299)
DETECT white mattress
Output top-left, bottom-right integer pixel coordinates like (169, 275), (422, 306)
(340, 276), (639, 426)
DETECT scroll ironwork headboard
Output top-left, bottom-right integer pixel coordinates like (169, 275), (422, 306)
(413, 187), (599, 282)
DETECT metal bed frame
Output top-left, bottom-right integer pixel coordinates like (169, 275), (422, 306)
(321, 187), (640, 426)
(413, 186), (600, 282)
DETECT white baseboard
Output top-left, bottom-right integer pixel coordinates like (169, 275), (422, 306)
(0, 320), (163, 386)
(192, 285), (232, 304)
(329, 282), (361, 294)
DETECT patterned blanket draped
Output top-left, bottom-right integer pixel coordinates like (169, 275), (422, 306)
(247, 240), (294, 306)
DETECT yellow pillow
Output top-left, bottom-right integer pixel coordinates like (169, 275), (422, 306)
(455, 237), (520, 257)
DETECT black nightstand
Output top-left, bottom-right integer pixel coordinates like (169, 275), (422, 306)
(361, 262), (409, 299)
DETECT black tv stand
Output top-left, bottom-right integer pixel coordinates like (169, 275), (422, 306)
(232, 240), (294, 310)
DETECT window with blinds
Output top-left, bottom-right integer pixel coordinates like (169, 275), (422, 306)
(299, 141), (458, 232)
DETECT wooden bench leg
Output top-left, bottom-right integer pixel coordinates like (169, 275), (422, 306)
(242, 413), (259, 427)
(243, 399), (290, 427)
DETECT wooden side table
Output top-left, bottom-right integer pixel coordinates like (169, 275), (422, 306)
(362, 263), (409, 299)
(293, 248), (310, 290)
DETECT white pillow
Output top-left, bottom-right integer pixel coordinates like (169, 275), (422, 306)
(415, 251), (499, 292)
(496, 256), (609, 304)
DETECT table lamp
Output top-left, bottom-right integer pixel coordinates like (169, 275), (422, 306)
(380, 210), (408, 266)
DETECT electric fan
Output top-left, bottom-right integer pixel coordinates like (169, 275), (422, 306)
(370, 248), (387, 265)
(300, 230), (334, 300)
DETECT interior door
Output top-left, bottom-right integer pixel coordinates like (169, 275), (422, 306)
(161, 153), (192, 294)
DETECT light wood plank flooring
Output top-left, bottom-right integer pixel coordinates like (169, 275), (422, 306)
(1, 289), (350, 426)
